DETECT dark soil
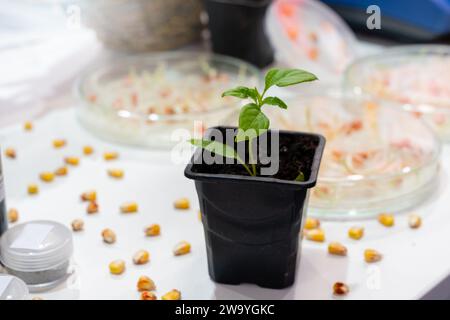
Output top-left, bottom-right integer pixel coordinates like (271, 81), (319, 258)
(191, 127), (320, 181)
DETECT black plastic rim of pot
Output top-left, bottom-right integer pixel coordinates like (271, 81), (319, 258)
(184, 126), (326, 188)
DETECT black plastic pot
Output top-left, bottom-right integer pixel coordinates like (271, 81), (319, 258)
(205, 0), (274, 68)
(185, 127), (325, 289)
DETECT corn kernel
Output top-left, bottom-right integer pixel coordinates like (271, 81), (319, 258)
(102, 228), (116, 244)
(173, 241), (191, 256)
(133, 250), (150, 265)
(53, 139), (66, 148)
(121, 202), (138, 214)
(54, 166), (68, 176)
(140, 291), (157, 300)
(39, 172), (55, 183)
(364, 249), (382, 263)
(8, 208), (19, 223)
(32, 297), (44, 300)
(24, 121), (33, 131)
(162, 289), (181, 300)
(4, 148), (16, 159)
(87, 201), (99, 214)
(348, 227), (364, 240)
(174, 198), (190, 210)
(81, 190), (96, 202)
(198, 211), (202, 222)
(333, 282), (349, 296)
(28, 184), (39, 195)
(305, 229), (325, 242)
(71, 219), (84, 232)
(104, 151), (119, 161)
(328, 242), (347, 256)
(144, 224), (161, 237)
(108, 169), (124, 179)
(409, 214), (422, 229)
(83, 146), (94, 155)
(109, 260), (125, 275)
(304, 217), (320, 230)
(378, 213), (394, 227)
(64, 156), (79, 166)
(137, 276), (156, 292)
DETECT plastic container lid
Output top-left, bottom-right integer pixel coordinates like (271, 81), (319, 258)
(0, 274), (29, 300)
(0, 220), (73, 272)
(266, 0), (358, 84)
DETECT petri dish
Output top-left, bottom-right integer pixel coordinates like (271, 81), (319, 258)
(0, 274), (29, 300)
(266, 0), (358, 84)
(344, 45), (450, 142)
(76, 51), (260, 148)
(268, 93), (441, 219)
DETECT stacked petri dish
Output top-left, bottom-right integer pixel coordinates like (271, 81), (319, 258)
(269, 93), (441, 219)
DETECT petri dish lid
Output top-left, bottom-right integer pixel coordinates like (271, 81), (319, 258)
(268, 92), (441, 219)
(0, 274), (29, 300)
(266, 0), (358, 84)
(0, 220), (73, 272)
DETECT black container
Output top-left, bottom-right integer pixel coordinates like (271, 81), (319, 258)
(185, 127), (325, 289)
(0, 154), (7, 236)
(205, 0), (274, 68)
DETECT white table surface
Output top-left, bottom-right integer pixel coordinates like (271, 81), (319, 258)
(1, 108), (449, 300)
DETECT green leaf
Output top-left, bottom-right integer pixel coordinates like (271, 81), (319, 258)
(264, 68), (318, 92)
(190, 139), (238, 160)
(262, 96), (288, 109)
(236, 103), (270, 142)
(222, 86), (259, 103)
(295, 171), (306, 182)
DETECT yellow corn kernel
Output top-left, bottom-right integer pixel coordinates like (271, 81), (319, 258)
(28, 184), (39, 195)
(161, 289), (181, 300)
(137, 276), (156, 292)
(378, 213), (394, 227)
(83, 145), (94, 155)
(144, 224), (161, 237)
(133, 250), (150, 265)
(409, 214), (422, 229)
(364, 249), (382, 263)
(24, 121), (33, 131)
(109, 260), (125, 275)
(107, 169), (124, 179)
(53, 139), (66, 148)
(102, 228), (116, 244)
(87, 201), (99, 214)
(333, 282), (349, 296)
(121, 202), (138, 214)
(32, 297), (44, 300)
(4, 148), (16, 159)
(54, 166), (68, 176)
(81, 190), (96, 202)
(103, 151), (119, 161)
(174, 198), (190, 210)
(71, 219), (84, 232)
(198, 211), (202, 222)
(304, 217), (320, 230)
(328, 242), (347, 256)
(8, 208), (19, 223)
(305, 229), (325, 242)
(348, 227), (364, 240)
(140, 291), (157, 300)
(64, 156), (79, 166)
(173, 241), (191, 256)
(39, 172), (55, 183)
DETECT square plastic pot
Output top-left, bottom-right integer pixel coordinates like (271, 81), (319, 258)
(185, 127), (325, 289)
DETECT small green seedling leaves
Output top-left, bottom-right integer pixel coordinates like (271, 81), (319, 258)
(190, 68), (318, 178)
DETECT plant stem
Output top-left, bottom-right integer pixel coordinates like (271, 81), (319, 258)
(248, 138), (257, 176)
(237, 155), (255, 176)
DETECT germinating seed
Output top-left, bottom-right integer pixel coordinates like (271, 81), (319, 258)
(162, 289), (181, 300)
(409, 214), (422, 229)
(83, 146), (94, 155)
(71, 219), (84, 232)
(39, 172), (55, 183)
(305, 229), (325, 242)
(109, 260), (125, 275)
(27, 184), (39, 195)
(173, 241), (191, 256)
(304, 217), (320, 230)
(87, 201), (99, 214)
(378, 213), (394, 227)
(348, 227), (364, 240)
(364, 249), (382, 263)
(103, 151), (119, 161)
(8, 208), (19, 223)
(53, 139), (66, 148)
(81, 190), (96, 202)
(133, 250), (150, 265)
(137, 276), (156, 292)
(64, 156), (79, 166)
(141, 291), (157, 300)
(328, 242), (347, 256)
(333, 282), (349, 296)
(54, 166), (68, 176)
(121, 202), (138, 213)
(102, 228), (116, 244)
(4, 148), (16, 159)
(144, 224), (160, 237)
(108, 169), (124, 179)
(174, 198), (190, 210)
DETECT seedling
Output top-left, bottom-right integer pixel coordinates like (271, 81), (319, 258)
(190, 68), (318, 177)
